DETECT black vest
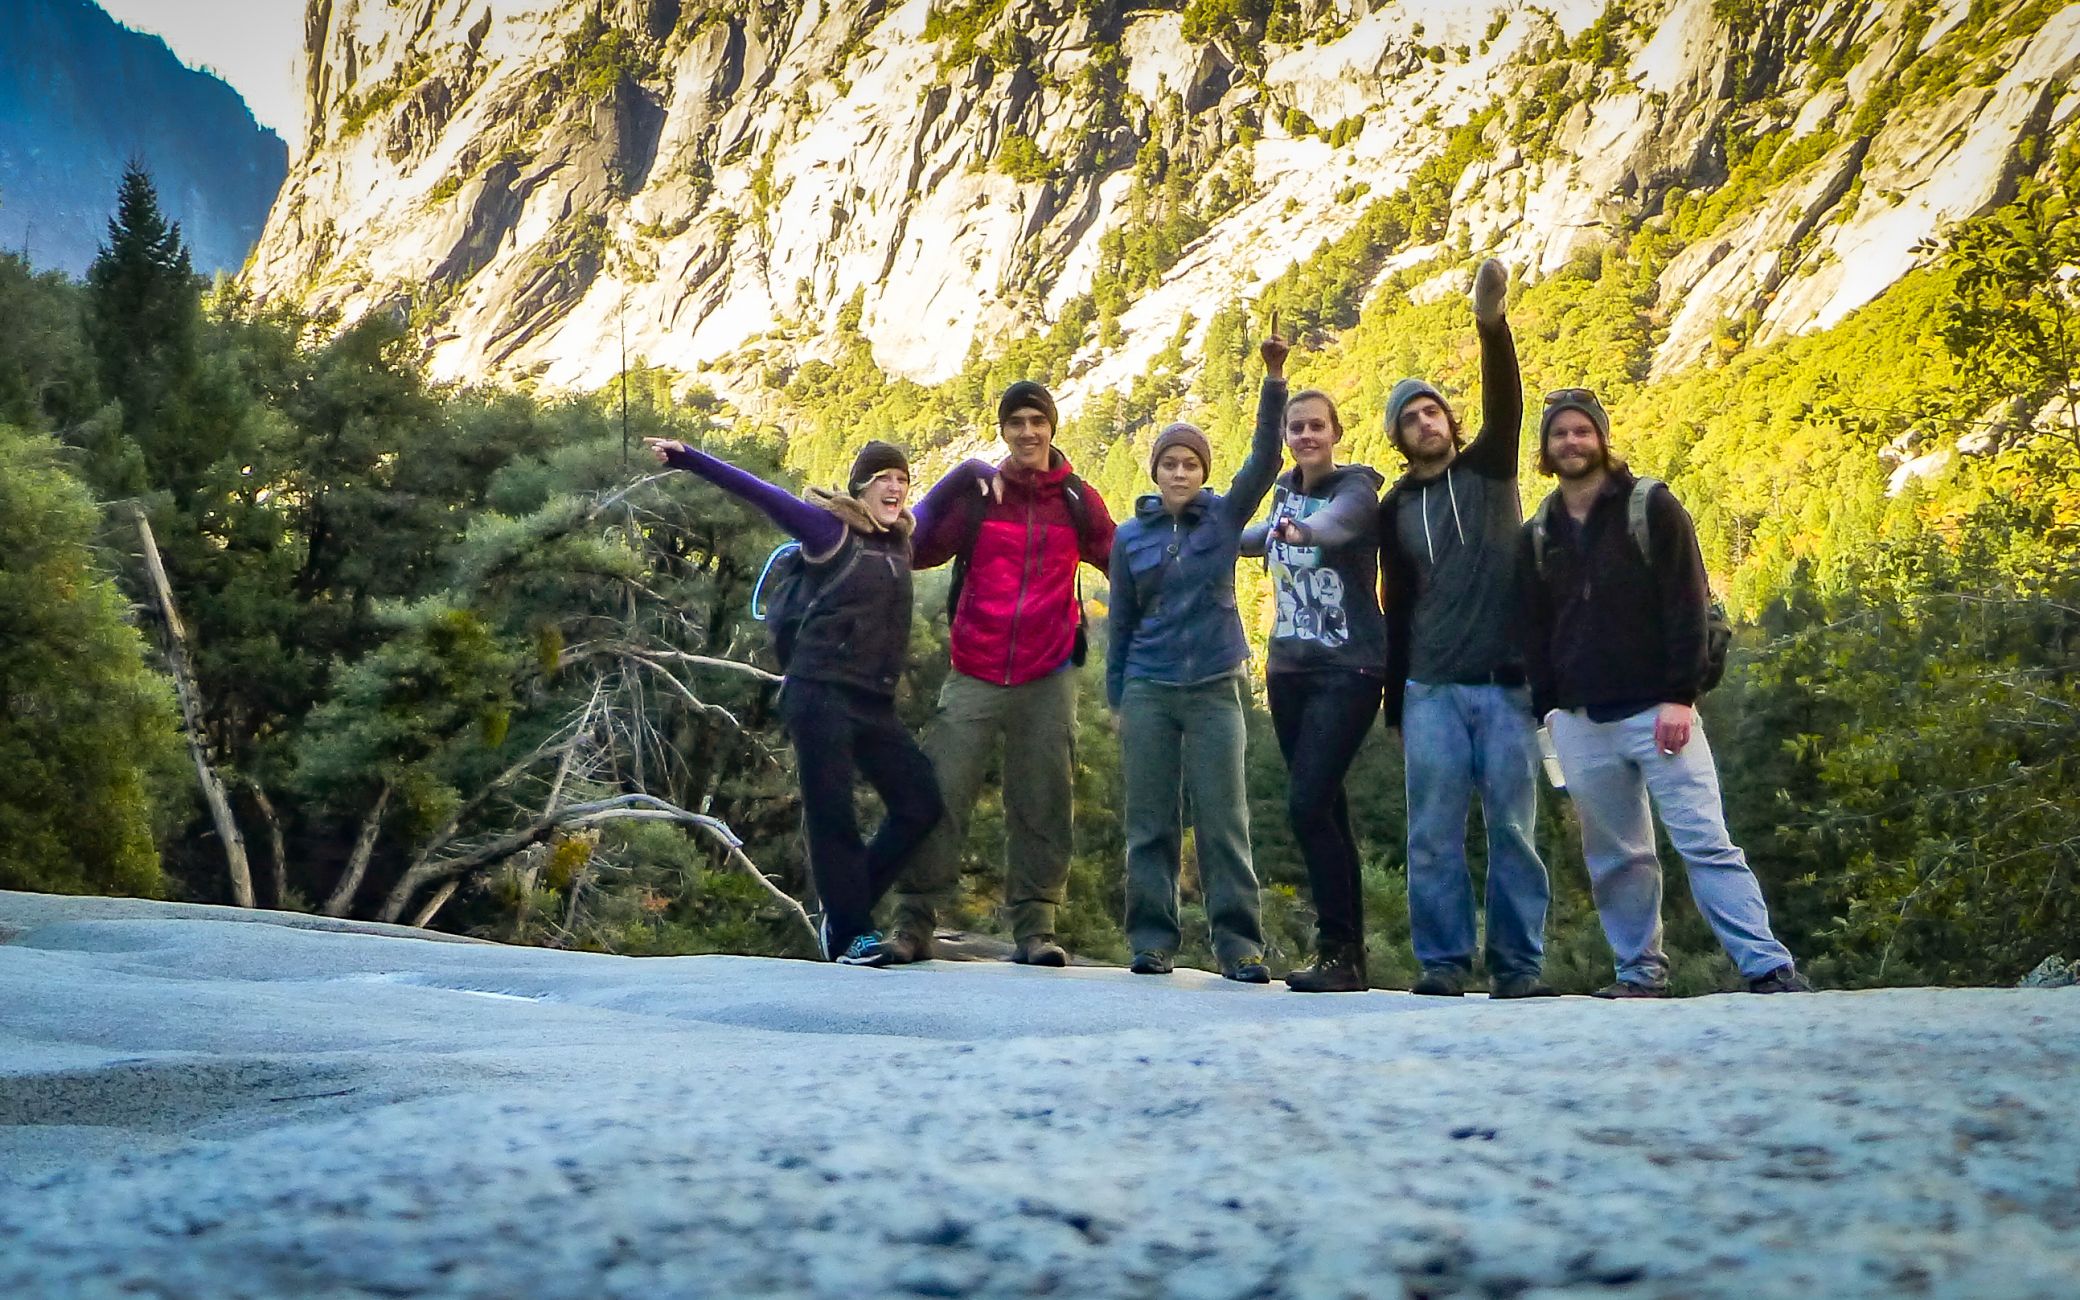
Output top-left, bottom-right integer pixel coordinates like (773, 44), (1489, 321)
(785, 529), (914, 697)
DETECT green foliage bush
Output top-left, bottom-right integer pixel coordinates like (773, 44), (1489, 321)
(0, 421), (180, 895)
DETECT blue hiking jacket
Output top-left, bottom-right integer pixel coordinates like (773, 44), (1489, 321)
(1105, 378), (1284, 707)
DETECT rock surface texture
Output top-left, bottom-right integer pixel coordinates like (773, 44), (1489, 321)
(3, 893), (2079, 1298)
(243, 0), (2080, 401)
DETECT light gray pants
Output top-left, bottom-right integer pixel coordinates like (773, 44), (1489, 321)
(1548, 707), (1794, 986)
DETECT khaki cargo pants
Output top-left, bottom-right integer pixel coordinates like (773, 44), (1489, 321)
(888, 669), (1075, 943)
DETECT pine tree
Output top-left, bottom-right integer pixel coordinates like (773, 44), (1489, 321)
(83, 164), (198, 489)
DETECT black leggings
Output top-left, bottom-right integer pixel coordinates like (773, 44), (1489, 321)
(1267, 670), (1383, 949)
(780, 678), (944, 953)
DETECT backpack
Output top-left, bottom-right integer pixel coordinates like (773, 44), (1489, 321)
(945, 471), (1097, 666)
(751, 539), (860, 672)
(1528, 476), (1733, 693)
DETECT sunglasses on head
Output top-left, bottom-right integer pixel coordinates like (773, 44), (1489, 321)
(1544, 387), (1599, 406)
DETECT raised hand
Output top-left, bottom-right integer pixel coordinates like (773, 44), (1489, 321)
(643, 437), (686, 466)
(1472, 258), (1508, 327)
(1259, 307), (1289, 379)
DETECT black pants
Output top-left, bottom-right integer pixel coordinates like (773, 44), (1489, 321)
(1267, 669), (1383, 949)
(780, 678), (945, 954)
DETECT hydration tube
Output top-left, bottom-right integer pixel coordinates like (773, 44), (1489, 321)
(749, 542), (801, 622)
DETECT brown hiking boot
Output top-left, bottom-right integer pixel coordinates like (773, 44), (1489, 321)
(1593, 979), (1670, 999)
(1746, 964), (1813, 994)
(884, 929), (936, 965)
(1013, 934), (1069, 967)
(1411, 966), (1467, 997)
(1285, 945), (1367, 993)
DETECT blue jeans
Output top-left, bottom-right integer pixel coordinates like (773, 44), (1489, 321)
(1401, 681), (1549, 980)
(1548, 706), (1794, 985)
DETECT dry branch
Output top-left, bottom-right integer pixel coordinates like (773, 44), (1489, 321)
(132, 506), (254, 908)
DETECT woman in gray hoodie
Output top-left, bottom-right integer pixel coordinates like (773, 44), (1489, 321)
(1241, 384), (1389, 992)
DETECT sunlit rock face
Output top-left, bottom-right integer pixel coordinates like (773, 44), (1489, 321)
(244, 0), (2080, 402)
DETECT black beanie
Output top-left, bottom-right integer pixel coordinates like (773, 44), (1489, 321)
(996, 380), (1058, 433)
(847, 440), (910, 495)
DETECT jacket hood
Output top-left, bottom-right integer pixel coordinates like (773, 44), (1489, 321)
(805, 485), (915, 537)
(1278, 462), (1384, 497)
(996, 447), (1076, 489)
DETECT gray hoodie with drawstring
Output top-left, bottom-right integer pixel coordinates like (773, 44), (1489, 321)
(1376, 319), (1526, 727)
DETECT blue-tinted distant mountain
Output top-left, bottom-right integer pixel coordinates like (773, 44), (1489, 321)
(0, 0), (287, 278)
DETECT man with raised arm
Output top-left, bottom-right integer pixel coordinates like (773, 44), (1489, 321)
(1376, 259), (1554, 1000)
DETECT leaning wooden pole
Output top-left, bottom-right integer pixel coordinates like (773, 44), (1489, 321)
(131, 505), (254, 908)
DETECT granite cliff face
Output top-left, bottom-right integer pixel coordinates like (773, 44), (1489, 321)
(0, 0), (288, 277)
(244, 0), (2079, 402)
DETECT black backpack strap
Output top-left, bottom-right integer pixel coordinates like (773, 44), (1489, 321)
(944, 480), (991, 622)
(1529, 491), (1558, 577)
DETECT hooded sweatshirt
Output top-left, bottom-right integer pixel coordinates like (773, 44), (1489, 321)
(1376, 319), (1526, 726)
(1240, 462), (1389, 676)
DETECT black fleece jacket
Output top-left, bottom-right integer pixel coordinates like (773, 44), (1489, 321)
(1516, 468), (1711, 721)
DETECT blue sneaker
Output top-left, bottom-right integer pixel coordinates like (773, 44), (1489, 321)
(836, 931), (893, 968)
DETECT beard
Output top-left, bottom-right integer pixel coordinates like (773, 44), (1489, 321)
(1551, 449), (1606, 481)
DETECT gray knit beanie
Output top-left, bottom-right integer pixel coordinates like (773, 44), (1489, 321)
(1385, 378), (1452, 441)
(1538, 388), (1611, 444)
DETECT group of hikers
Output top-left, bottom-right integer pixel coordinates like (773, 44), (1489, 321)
(644, 260), (1812, 999)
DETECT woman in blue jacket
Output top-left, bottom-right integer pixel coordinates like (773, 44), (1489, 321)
(1106, 325), (1288, 981)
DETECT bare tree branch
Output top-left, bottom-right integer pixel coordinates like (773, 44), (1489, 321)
(131, 505), (254, 908)
(378, 794), (814, 946)
(322, 781), (393, 917)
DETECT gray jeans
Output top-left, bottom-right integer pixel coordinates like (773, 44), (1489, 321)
(1548, 707), (1794, 985)
(889, 669), (1075, 942)
(1119, 674), (1263, 964)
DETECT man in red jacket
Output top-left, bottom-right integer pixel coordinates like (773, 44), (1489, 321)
(886, 380), (1116, 965)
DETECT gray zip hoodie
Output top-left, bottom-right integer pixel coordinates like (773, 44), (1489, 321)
(1377, 319), (1525, 726)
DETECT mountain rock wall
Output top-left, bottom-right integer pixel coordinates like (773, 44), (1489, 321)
(244, 0), (2079, 401)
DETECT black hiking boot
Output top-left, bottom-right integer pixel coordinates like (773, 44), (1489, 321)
(1746, 964), (1813, 994)
(1129, 950), (1174, 975)
(885, 929), (936, 965)
(1013, 934), (1069, 967)
(1285, 945), (1366, 993)
(1411, 966), (1467, 997)
(1221, 957), (1271, 984)
(1592, 979), (1670, 999)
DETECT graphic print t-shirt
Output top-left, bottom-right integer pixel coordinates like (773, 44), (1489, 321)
(1267, 488), (1351, 649)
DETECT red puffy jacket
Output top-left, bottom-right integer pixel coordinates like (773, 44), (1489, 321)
(912, 452), (1115, 686)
